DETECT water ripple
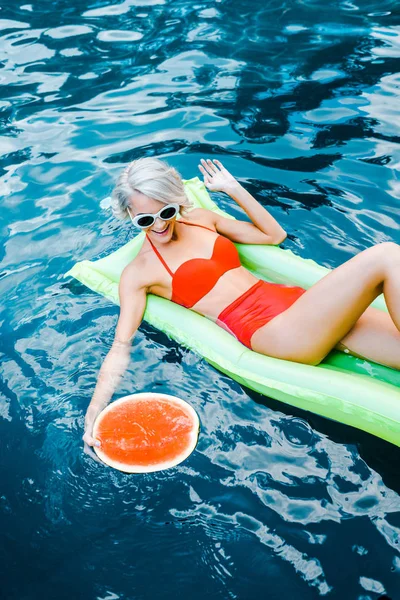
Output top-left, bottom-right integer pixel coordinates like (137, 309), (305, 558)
(1, 1), (400, 598)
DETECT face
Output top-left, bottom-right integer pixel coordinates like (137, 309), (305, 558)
(128, 190), (178, 244)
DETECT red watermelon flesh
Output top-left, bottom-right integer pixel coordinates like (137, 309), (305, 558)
(95, 397), (196, 467)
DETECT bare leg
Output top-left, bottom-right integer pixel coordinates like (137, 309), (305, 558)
(335, 306), (400, 369)
(250, 242), (400, 368)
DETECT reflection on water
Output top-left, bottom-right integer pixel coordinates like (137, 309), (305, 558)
(1, 0), (400, 598)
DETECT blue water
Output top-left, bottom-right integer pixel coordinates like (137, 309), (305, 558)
(1, 0), (400, 598)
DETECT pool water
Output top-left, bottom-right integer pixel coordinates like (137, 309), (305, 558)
(1, 1), (400, 598)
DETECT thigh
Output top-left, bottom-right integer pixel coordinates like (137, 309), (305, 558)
(336, 306), (400, 370)
(250, 245), (385, 364)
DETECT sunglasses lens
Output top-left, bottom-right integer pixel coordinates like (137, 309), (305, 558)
(160, 206), (178, 220)
(136, 215), (154, 228)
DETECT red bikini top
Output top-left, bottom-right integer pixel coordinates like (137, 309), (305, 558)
(146, 221), (241, 308)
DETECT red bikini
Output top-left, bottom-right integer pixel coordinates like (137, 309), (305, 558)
(147, 222), (241, 308)
(147, 221), (306, 349)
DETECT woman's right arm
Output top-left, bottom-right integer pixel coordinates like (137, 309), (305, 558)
(82, 265), (147, 458)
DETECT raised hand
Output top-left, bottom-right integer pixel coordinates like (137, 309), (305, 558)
(198, 158), (239, 193)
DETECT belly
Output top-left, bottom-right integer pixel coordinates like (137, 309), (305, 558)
(190, 266), (259, 320)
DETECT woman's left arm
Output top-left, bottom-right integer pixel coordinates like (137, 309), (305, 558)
(198, 158), (287, 245)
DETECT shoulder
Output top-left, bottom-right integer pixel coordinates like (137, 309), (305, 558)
(119, 251), (152, 294)
(182, 207), (217, 229)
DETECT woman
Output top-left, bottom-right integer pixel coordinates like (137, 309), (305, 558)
(83, 157), (400, 458)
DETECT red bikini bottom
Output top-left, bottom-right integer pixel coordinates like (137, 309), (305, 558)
(216, 279), (307, 349)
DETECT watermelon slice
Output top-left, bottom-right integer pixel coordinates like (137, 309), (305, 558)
(92, 393), (200, 473)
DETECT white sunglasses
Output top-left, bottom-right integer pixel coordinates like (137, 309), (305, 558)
(127, 203), (180, 229)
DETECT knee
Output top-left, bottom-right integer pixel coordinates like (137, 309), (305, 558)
(373, 241), (400, 260)
(368, 242), (400, 274)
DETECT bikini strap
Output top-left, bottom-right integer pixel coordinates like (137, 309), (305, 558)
(146, 220), (215, 276)
(179, 220), (215, 233)
(146, 234), (174, 277)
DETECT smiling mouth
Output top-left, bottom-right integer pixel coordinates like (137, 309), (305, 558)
(152, 223), (170, 235)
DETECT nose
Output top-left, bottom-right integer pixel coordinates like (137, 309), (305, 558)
(153, 217), (166, 230)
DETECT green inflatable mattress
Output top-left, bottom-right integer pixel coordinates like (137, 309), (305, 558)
(64, 176), (400, 447)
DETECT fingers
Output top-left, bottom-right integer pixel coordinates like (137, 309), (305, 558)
(82, 430), (101, 448)
(198, 158), (228, 175)
(198, 163), (211, 184)
(83, 442), (104, 465)
(198, 158), (230, 191)
(214, 159), (228, 172)
(206, 158), (218, 173)
(200, 158), (219, 175)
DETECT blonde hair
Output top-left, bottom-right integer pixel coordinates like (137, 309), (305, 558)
(111, 157), (192, 222)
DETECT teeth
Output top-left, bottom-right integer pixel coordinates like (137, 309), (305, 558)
(154, 224), (169, 234)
